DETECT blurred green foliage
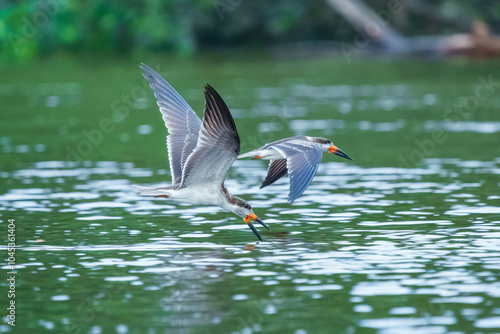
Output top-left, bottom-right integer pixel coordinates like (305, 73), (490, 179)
(0, 0), (499, 62)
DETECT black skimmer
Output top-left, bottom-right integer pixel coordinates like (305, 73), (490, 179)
(239, 137), (352, 202)
(133, 64), (269, 241)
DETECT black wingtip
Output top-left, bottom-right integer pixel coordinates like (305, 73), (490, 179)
(204, 83), (217, 97)
(260, 159), (288, 189)
(260, 181), (271, 189)
(202, 83), (241, 148)
(203, 83), (218, 103)
(203, 84), (223, 108)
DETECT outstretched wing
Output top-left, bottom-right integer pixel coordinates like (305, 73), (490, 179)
(271, 141), (323, 202)
(179, 84), (240, 188)
(140, 63), (202, 186)
(260, 159), (288, 188)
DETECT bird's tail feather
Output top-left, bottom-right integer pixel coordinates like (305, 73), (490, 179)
(132, 185), (164, 196)
(238, 151), (258, 159)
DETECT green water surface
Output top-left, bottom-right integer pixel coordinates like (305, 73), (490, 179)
(1, 55), (500, 333)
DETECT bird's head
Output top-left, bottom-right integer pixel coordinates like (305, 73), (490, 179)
(225, 196), (269, 241)
(311, 137), (352, 160)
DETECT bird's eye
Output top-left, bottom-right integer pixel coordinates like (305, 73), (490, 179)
(245, 204), (251, 209)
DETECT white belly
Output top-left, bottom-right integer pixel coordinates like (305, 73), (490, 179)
(258, 148), (283, 160)
(168, 184), (223, 206)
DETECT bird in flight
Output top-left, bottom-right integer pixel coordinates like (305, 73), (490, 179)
(239, 136), (352, 202)
(132, 63), (269, 241)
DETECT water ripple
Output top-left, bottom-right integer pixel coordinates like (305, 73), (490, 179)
(1, 158), (499, 333)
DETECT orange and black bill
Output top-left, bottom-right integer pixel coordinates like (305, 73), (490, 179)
(244, 214), (270, 242)
(329, 145), (352, 160)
